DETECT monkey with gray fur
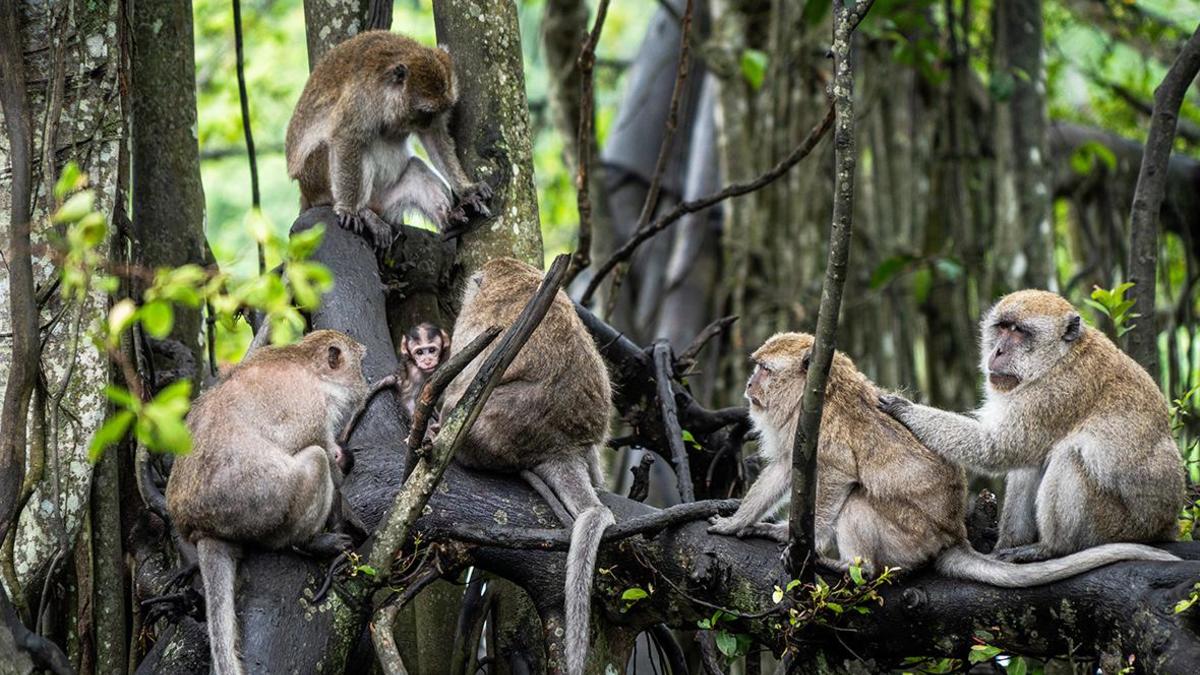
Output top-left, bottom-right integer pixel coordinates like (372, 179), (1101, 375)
(441, 258), (611, 675)
(399, 321), (450, 416)
(709, 332), (1178, 585)
(166, 330), (369, 675)
(286, 30), (492, 249)
(880, 289), (1185, 562)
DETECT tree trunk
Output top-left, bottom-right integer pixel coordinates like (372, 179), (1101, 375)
(302, 0), (372, 69)
(433, 0), (543, 271)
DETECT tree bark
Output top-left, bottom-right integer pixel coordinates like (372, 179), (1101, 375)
(433, 0), (543, 271)
(302, 0), (372, 69)
(1123, 23), (1200, 377)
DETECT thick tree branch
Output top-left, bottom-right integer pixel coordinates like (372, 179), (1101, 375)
(787, 0), (874, 577)
(1124, 21), (1200, 375)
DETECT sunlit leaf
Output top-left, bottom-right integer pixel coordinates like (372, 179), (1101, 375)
(53, 190), (95, 224)
(740, 49), (768, 90)
(89, 410), (134, 462)
(140, 301), (175, 339)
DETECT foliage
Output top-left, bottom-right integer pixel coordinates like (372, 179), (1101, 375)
(768, 563), (896, 665)
(1174, 581), (1200, 614)
(1084, 282), (1139, 338)
(52, 163), (332, 461)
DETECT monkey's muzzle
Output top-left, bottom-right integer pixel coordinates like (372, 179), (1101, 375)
(987, 372), (1021, 391)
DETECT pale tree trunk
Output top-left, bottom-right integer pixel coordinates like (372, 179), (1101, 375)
(434, 0), (543, 272)
(302, 0), (371, 69)
(991, 0), (1053, 291)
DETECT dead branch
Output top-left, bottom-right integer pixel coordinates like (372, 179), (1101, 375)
(653, 340), (695, 502)
(676, 315), (738, 372)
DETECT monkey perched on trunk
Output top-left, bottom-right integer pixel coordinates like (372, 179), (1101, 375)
(442, 258), (612, 675)
(881, 289), (1185, 562)
(399, 321), (450, 416)
(166, 330), (368, 675)
(286, 30), (492, 248)
(709, 332), (1178, 584)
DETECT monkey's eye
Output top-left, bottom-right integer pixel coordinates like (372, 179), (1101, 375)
(392, 64), (408, 84)
(328, 345), (343, 369)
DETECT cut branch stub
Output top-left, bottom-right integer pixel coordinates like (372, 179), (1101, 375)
(368, 254), (571, 572)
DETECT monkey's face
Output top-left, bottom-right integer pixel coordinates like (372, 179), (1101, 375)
(404, 326), (447, 374)
(981, 291), (1083, 394)
(747, 333), (813, 422)
(384, 47), (457, 128)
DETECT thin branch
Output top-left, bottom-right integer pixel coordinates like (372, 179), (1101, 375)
(370, 547), (466, 675)
(433, 499), (738, 550)
(368, 255), (572, 571)
(581, 104), (835, 305)
(1123, 21), (1200, 375)
(787, 0), (875, 579)
(564, 0), (611, 285)
(230, 0), (264, 274)
(675, 315), (738, 371)
(405, 326), (502, 474)
(653, 340), (694, 502)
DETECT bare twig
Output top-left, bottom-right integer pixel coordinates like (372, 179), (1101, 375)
(433, 499), (739, 550)
(405, 326), (502, 473)
(676, 315), (738, 371)
(564, 0), (612, 285)
(653, 341), (694, 502)
(581, 104), (835, 304)
(1123, 21), (1200, 375)
(368, 255), (572, 571)
(231, 0), (264, 274)
(787, 0), (875, 579)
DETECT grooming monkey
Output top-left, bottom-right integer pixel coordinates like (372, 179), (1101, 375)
(285, 30), (492, 248)
(399, 321), (450, 416)
(881, 289), (1185, 562)
(166, 330), (369, 675)
(709, 332), (1178, 583)
(441, 258), (612, 675)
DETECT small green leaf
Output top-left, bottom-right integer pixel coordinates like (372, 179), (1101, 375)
(54, 162), (85, 201)
(140, 301), (175, 339)
(107, 299), (138, 342)
(825, 601), (843, 614)
(620, 587), (649, 601)
(969, 645), (1002, 664)
(740, 49), (768, 90)
(89, 410), (135, 462)
(772, 586), (784, 604)
(288, 224), (326, 261)
(74, 212), (108, 247)
(104, 385), (138, 410)
(357, 564), (378, 577)
(53, 190), (95, 224)
(848, 565), (865, 586)
(714, 630), (738, 657)
(1007, 656), (1028, 675)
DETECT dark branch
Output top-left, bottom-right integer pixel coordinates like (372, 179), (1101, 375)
(653, 340), (695, 502)
(1123, 21), (1200, 375)
(581, 104), (835, 304)
(676, 315), (738, 372)
(788, 0), (875, 577)
(230, 0), (264, 274)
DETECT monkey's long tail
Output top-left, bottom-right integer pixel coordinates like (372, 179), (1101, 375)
(197, 538), (245, 675)
(936, 543), (1179, 587)
(565, 502), (616, 675)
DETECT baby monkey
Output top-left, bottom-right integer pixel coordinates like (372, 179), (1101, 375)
(709, 332), (1177, 584)
(286, 30), (492, 248)
(399, 321), (450, 416)
(166, 330), (369, 675)
(881, 290), (1185, 562)
(442, 258), (612, 675)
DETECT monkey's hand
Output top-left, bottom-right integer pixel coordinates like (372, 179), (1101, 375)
(991, 543), (1052, 563)
(708, 514), (778, 540)
(877, 393), (914, 419)
(454, 181), (493, 220)
(298, 532), (355, 558)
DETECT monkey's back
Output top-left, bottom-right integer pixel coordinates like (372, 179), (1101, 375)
(165, 359), (333, 544)
(445, 261), (612, 472)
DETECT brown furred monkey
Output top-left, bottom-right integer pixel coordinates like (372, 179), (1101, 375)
(708, 332), (1178, 584)
(166, 330), (369, 675)
(399, 321), (450, 416)
(441, 258), (612, 675)
(285, 30), (491, 248)
(881, 289), (1186, 562)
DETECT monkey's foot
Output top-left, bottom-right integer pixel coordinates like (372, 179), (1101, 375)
(991, 543), (1051, 563)
(336, 208), (395, 249)
(298, 532), (355, 558)
(164, 561), (199, 591)
(707, 516), (787, 543)
(455, 181), (493, 219)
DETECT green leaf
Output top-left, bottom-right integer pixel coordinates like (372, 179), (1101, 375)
(740, 49), (768, 90)
(620, 587), (649, 601)
(785, 579), (801, 592)
(825, 601), (843, 614)
(714, 630), (738, 657)
(107, 299), (138, 342)
(772, 586), (784, 603)
(89, 410), (134, 462)
(848, 565), (865, 586)
(288, 224), (326, 261)
(357, 564), (378, 577)
(104, 385), (138, 410)
(1007, 656), (1028, 675)
(74, 212), (108, 247)
(54, 162), (85, 202)
(139, 301), (175, 339)
(53, 190), (95, 224)
(869, 255), (917, 289)
(969, 645), (1002, 664)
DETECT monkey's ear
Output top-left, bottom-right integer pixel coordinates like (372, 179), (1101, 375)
(801, 351), (812, 371)
(1062, 314), (1082, 342)
(440, 330), (451, 358)
(328, 344), (344, 370)
(401, 335), (410, 354)
(391, 64), (408, 85)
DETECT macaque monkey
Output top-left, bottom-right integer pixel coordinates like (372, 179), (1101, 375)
(399, 322), (450, 416)
(166, 330), (369, 675)
(709, 332), (1177, 585)
(442, 258), (612, 675)
(285, 30), (492, 248)
(881, 289), (1185, 562)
